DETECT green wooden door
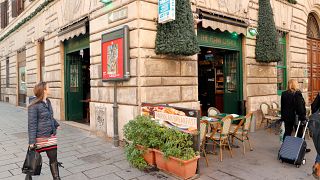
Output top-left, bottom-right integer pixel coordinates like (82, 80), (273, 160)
(223, 52), (240, 114)
(66, 54), (83, 121)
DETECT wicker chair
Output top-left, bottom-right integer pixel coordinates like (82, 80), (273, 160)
(229, 112), (254, 155)
(260, 103), (280, 130)
(207, 115), (233, 162)
(208, 107), (220, 117)
(200, 120), (209, 166)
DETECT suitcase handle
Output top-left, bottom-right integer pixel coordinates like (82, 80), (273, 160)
(294, 121), (309, 138)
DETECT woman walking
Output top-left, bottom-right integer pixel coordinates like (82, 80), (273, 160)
(281, 79), (310, 152)
(27, 82), (61, 180)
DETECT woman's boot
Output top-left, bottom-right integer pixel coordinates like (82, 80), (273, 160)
(25, 174), (32, 180)
(49, 162), (61, 180)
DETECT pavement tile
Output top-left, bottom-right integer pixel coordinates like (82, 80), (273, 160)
(8, 168), (22, 176)
(113, 160), (131, 170)
(115, 168), (145, 180)
(83, 164), (121, 178)
(0, 171), (12, 179)
(61, 172), (90, 180)
(0, 163), (19, 173)
(91, 173), (123, 180)
(1, 174), (26, 180)
(67, 162), (102, 173)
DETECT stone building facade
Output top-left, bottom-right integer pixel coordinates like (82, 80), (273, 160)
(0, 0), (318, 139)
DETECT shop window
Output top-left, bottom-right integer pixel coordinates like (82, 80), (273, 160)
(277, 32), (287, 95)
(6, 58), (9, 88)
(1, 0), (8, 29)
(11, 0), (24, 18)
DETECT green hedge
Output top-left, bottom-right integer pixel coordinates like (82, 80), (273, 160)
(155, 0), (199, 56)
(255, 0), (282, 63)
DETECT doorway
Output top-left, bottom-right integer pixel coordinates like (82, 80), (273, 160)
(198, 47), (242, 115)
(307, 13), (320, 102)
(64, 35), (90, 124)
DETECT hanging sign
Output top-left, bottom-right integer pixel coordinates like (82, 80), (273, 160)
(158, 0), (175, 24)
(101, 25), (130, 81)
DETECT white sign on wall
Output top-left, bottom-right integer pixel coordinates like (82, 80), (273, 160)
(158, 0), (175, 24)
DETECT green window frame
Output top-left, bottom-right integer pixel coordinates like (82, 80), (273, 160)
(277, 33), (287, 95)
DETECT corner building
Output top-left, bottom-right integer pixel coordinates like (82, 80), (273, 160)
(0, 0), (319, 138)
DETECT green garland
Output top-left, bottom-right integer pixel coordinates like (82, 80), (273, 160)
(287, 0), (297, 4)
(0, 0), (54, 42)
(155, 0), (200, 56)
(256, 0), (282, 62)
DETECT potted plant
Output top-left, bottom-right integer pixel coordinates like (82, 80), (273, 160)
(124, 115), (164, 168)
(155, 127), (200, 179)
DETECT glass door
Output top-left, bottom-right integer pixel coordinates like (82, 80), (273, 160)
(66, 53), (83, 121)
(223, 51), (240, 114)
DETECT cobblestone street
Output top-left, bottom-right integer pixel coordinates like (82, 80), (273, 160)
(0, 102), (176, 180)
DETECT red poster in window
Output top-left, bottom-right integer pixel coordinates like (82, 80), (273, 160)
(101, 38), (124, 80)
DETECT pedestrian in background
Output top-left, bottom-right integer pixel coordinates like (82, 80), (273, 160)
(310, 92), (320, 178)
(27, 81), (61, 180)
(281, 79), (311, 152)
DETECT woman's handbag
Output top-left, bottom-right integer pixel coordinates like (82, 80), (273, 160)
(22, 147), (42, 175)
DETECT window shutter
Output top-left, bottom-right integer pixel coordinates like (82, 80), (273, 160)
(17, 0), (23, 15)
(12, 0), (17, 18)
(1, 2), (5, 29)
(4, 0), (8, 27)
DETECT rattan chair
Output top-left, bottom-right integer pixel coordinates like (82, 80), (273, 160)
(208, 107), (220, 117)
(229, 112), (254, 155)
(206, 115), (233, 162)
(200, 120), (209, 166)
(260, 103), (280, 130)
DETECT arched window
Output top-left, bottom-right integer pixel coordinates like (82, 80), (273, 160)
(307, 13), (320, 39)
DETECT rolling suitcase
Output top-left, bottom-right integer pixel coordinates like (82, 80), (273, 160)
(278, 121), (308, 168)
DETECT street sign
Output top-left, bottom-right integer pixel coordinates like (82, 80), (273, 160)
(108, 7), (128, 23)
(158, 0), (175, 24)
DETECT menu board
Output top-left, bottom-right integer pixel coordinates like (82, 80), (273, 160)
(141, 103), (199, 133)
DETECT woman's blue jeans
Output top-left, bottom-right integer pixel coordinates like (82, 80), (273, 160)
(316, 154), (320, 163)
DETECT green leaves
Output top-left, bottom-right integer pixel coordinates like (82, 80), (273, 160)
(123, 115), (198, 169)
(287, 0), (297, 4)
(256, 0), (282, 62)
(160, 128), (196, 160)
(124, 143), (148, 170)
(155, 0), (200, 56)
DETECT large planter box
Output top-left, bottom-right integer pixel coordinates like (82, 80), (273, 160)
(137, 145), (155, 166)
(154, 149), (200, 179)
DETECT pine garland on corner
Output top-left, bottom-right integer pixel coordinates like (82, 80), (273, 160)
(0, 0), (54, 42)
(287, 0), (297, 4)
(255, 0), (282, 63)
(155, 0), (200, 56)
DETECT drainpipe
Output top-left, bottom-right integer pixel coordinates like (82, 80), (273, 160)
(113, 82), (119, 147)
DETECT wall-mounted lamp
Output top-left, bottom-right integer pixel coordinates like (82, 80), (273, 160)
(100, 0), (113, 5)
(248, 27), (258, 36)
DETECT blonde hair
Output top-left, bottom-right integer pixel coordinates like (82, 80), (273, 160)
(287, 79), (299, 92)
(28, 81), (47, 107)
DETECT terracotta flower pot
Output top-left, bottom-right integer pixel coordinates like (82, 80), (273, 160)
(154, 149), (200, 179)
(136, 145), (155, 166)
(154, 149), (168, 171)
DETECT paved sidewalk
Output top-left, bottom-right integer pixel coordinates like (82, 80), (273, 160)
(0, 102), (174, 180)
(0, 102), (318, 180)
